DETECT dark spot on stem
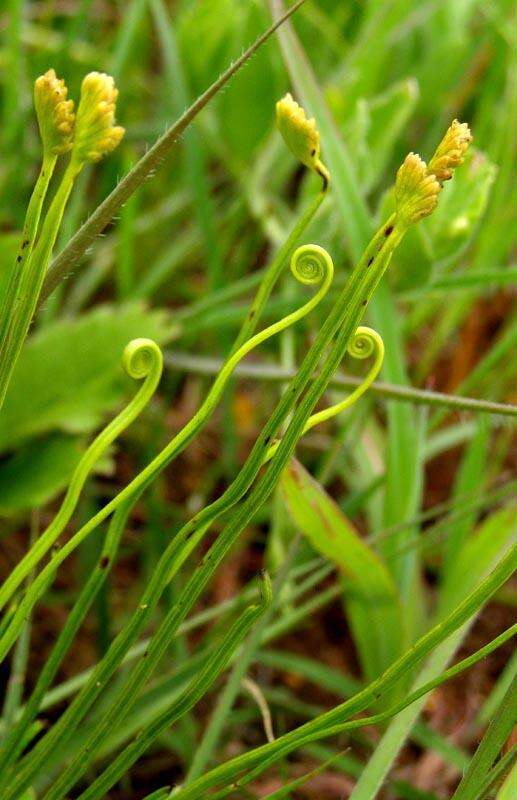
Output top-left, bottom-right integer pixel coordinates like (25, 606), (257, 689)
(367, 257), (373, 266)
(249, 310), (255, 319)
(264, 435), (271, 444)
(317, 168), (329, 192)
(16, 255), (22, 263)
(22, 240), (29, 249)
(384, 225), (393, 237)
(100, 556), (109, 569)
(362, 299), (367, 306)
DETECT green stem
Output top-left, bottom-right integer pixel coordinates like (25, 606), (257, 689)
(169, 568), (516, 799)
(7, 219), (399, 798)
(165, 350), (517, 418)
(230, 190), (326, 353)
(75, 576), (272, 800)
(0, 339), (163, 612)
(26, 228), (401, 800)
(0, 245), (332, 646)
(0, 161), (78, 408)
(451, 680), (517, 800)
(214, 626), (517, 798)
(0, 154), (57, 357)
(0, 508), (127, 786)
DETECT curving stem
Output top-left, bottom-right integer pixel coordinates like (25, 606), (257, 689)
(0, 246), (333, 663)
(264, 325), (384, 462)
(0, 338), (163, 613)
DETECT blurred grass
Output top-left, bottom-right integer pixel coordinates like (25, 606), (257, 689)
(0, 0), (515, 796)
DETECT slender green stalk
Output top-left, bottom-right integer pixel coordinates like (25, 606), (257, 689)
(476, 651), (517, 727)
(0, 154), (57, 349)
(264, 325), (385, 462)
(8, 221), (398, 800)
(0, 246), (332, 662)
(33, 557), (327, 713)
(67, 575), (273, 800)
(475, 746), (517, 800)
(30, 230), (403, 799)
(0, 515), (39, 745)
(165, 350), (517, 418)
(168, 570), (516, 798)
(0, 506), (127, 784)
(451, 681), (517, 800)
(185, 541), (300, 782)
(0, 339), (163, 611)
(213, 626), (517, 799)
(141, 790), (171, 800)
(0, 162), (78, 408)
(230, 191), (327, 353)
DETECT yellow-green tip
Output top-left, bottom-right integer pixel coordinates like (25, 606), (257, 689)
(428, 119), (472, 183)
(34, 69), (75, 156)
(276, 93), (330, 188)
(71, 72), (124, 167)
(395, 153), (441, 227)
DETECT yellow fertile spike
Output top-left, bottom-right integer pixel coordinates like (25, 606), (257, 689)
(72, 72), (124, 167)
(276, 93), (330, 187)
(34, 69), (75, 156)
(428, 119), (472, 182)
(395, 153), (441, 227)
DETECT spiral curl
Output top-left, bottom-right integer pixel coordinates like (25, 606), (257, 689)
(291, 244), (333, 286)
(347, 327), (378, 360)
(123, 338), (163, 380)
(264, 326), (384, 463)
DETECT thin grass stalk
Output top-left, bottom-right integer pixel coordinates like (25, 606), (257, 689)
(451, 681), (517, 800)
(167, 564), (516, 798)
(10, 231), (395, 798)
(67, 575), (273, 800)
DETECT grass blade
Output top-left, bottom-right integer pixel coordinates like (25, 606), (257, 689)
(452, 682), (517, 800)
(280, 457), (404, 681)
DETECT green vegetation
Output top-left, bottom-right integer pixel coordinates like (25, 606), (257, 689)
(0, 1), (515, 798)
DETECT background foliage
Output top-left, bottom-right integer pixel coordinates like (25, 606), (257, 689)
(0, 1), (515, 798)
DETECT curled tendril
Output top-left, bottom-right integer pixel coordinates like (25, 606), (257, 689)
(219, 244), (334, 386)
(264, 326), (384, 462)
(123, 337), (163, 380)
(0, 250), (333, 660)
(0, 338), (163, 614)
(347, 326), (379, 360)
(290, 243), (332, 285)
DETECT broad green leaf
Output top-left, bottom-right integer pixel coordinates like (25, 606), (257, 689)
(0, 304), (168, 452)
(0, 434), (113, 517)
(280, 458), (404, 682)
